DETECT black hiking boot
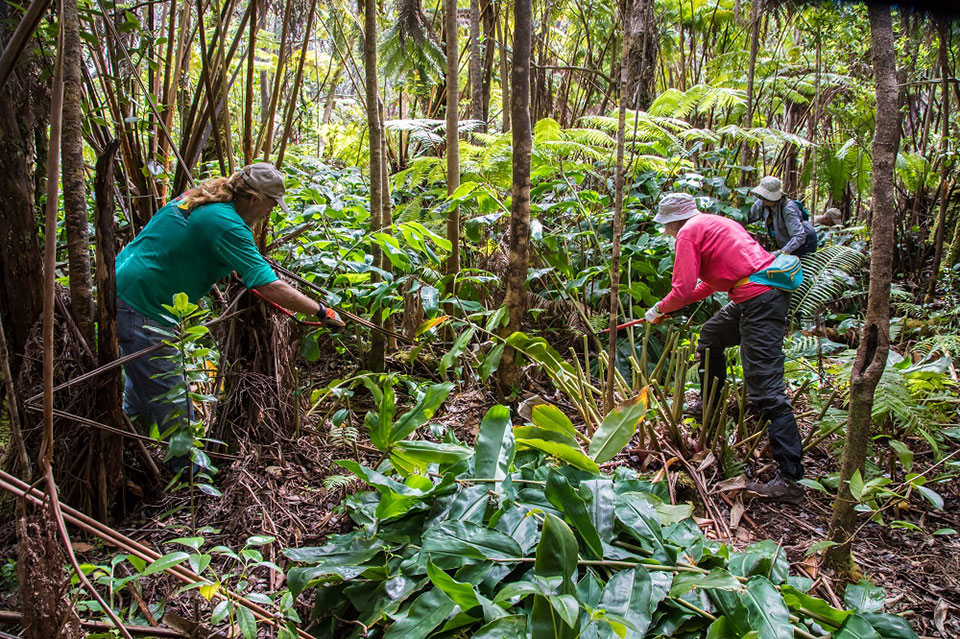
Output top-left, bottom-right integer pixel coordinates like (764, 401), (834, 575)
(746, 471), (805, 505)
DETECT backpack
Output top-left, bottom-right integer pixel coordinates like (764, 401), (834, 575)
(793, 199), (811, 221)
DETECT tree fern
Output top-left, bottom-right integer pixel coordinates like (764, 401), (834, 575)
(789, 245), (867, 320)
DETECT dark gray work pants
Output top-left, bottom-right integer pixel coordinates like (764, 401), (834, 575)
(696, 289), (804, 479)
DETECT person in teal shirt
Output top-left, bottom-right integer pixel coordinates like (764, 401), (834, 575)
(116, 163), (342, 470)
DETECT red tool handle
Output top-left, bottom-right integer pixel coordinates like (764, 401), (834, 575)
(600, 315), (668, 334)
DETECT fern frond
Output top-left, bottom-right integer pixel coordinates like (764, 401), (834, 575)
(323, 474), (357, 491)
(790, 245), (868, 320)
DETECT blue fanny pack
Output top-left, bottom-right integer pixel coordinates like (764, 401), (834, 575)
(736, 253), (804, 291)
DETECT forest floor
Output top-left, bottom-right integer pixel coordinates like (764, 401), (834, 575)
(0, 359), (957, 638)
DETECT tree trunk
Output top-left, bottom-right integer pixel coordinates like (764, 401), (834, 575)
(61, 0), (96, 348)
(605, 0), (631, 414)
(825, 3), (899, 574)
(924, 18), (950, 304)
(365, 0), (385, 372)
(445, 0), (461, 275)
(498, 0), (531, 392)
(498, 8), (510, 132)
(480, 0), (496, 124)
(468, 0), (485, 124)
(623, 0), (656, 110)
(93, 142), (124, 519)
(0, 2), (45, 376)
(741, 0), (760, 183)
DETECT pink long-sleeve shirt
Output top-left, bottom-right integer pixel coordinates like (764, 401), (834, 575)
(657, 214), (774, 314)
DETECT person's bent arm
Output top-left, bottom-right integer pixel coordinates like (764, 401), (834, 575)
(779, 201), (805, 255)
(255, 280), (321, 315)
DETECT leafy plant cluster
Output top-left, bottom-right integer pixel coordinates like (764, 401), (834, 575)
(285, 403), (918, 639)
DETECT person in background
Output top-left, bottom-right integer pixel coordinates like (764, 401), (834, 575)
(644, 193), (805, 503)
(115, 163), (344, 469)
(749, 176), (818, 258)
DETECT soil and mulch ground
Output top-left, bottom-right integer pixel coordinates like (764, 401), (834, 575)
(0, 359), (957, 638)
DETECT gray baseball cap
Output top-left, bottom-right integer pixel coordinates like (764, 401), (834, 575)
(239, 162), (291, 214)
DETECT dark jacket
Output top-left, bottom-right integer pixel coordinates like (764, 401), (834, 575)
(749, 198), (816, 255)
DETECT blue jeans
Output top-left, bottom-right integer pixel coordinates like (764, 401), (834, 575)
(117, 299), (193, 430)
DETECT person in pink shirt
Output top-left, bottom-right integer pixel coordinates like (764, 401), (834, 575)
(645, 193), (804, 503)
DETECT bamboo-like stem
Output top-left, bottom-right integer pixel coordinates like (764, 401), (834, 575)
(276, 0), (319, 168)
(194, 0), (227, 175)
(802, 387), (840, 447)
(258, 0), (294, 160)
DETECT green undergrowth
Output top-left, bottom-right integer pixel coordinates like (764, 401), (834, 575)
(284, 405), (918, 639)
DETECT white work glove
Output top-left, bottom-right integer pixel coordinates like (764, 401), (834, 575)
(645, 303), (665, 324)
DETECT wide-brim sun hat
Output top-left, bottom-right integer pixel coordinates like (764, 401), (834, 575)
(654, 192), (701, 224)
(751, 175), (783, 202)
(240, 162), (291, 215)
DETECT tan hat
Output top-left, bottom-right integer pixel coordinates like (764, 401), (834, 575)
(239, 162), (291, 214)
(751, 176), (783, 202)
(654, 192), (701, 224)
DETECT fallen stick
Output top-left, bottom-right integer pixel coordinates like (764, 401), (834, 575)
(0, 469), (312, 639)
(0, 610), (185, 637)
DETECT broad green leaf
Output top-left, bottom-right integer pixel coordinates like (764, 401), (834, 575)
(426, 559), (480, 610)
(727, 540), (790, 584)
(781, 584), (850, 628)
(532, 514), (579, 639)
(835, 614), (883, 639)
(530, 404), (578, 439)
(515, 437), (600, 473)
(283, 533), (385, 563)
(391, 382), (454, 443)
(286, 564), (367, 597)
(383, 588), (455, 639)
(421, 520), (523, 563)
(669, 568), (741, 598)
(479, 342), (505, 381)
(915, 485), (944, 510)
(859, 613), (918, 639)
(515, 425), (580, 449)
(236, 605), (257, 639)
(472, 614), (527, 639)
(887, 440), (913, 472)
(549, 593), (580, 627)
(849, 469), (864, 501)
(615, 492), (671, 564)
(474, 405), (514, 488)
(545, 469), (603, 559)
(598, 567), (655, 638)
(588, 388), (648, 463)
(484, 306), (508, 332)
(142, 552), (190, 576)
(440, 328), (476, 377)
(580, 479), (616, 542)
(706, 615), (740, 638)
(844, 580), (886, 614)
(245, 535), (276, 546)
(739, 576), (793, 639)
(335, 459), (416, 495)
(392, 440), (474, 467)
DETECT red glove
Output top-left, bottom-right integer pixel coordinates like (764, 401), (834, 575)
(318, 303), (345, 329)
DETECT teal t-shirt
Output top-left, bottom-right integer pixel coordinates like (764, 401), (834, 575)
(116, 198), (278, 322)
